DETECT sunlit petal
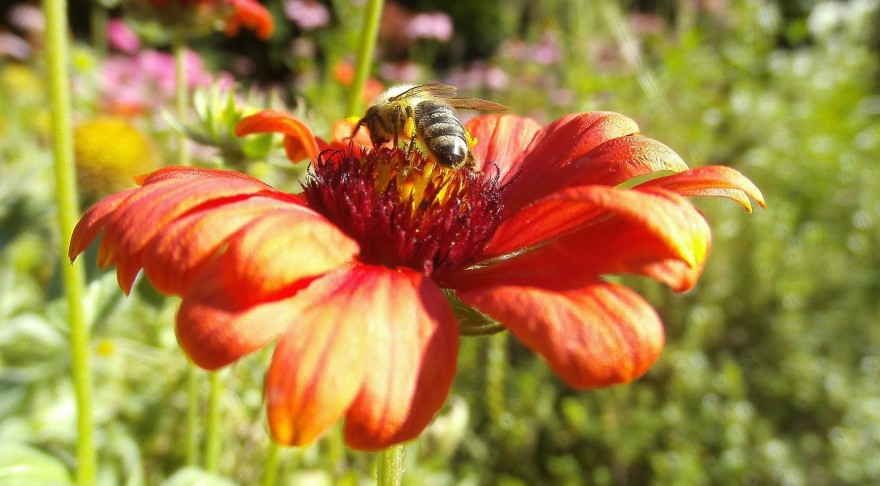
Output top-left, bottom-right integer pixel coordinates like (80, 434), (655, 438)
(501, 112), (641, 212)
(636, 165), (767, 212)
(77, 167), (277, 294)
(176, 270), (300, 370)
(342, 266), (458, 450)
(465, 114), (541, 182)
(453, 186), (710, 292)
(263, 264), (446, 447)
(458, 282), (664, 388)
(143, 195), (302, 295)
(175, 211), (358, 369)
(236, 110), (320, 162)
(526, 135), (689, 199)
(205, 208), (359, 306)
(69, 187), (137, 262)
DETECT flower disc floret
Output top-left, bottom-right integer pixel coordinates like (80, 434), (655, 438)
(303, 146), (504, 278)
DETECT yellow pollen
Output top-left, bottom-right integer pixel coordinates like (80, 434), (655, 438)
(369, 154), (460, 212)
(403, 117), (417, 140)
(466, 130), (478, 151)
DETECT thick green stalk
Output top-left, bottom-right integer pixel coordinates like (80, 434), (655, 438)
(42, 0), (96, 483)
(259, 441), (280, 486)
(376, 444), (404, 486)
(173, 28), (190, 166)
(345, 0), (385, 117)
(203, 371), (224, 473)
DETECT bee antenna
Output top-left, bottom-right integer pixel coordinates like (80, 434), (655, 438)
(351, 118), (366, 139)
(497, 163), (521, 192)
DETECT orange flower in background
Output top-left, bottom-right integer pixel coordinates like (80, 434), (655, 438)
(131, 0), (274, 40)
(69, 110), (764, 450)
(332, 61), (385, 103)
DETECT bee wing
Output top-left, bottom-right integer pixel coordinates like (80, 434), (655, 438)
(445, 98), (510, 111)
(389, 83), (458, 101)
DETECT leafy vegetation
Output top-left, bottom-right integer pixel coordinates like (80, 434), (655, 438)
(1, 0), (878, 483)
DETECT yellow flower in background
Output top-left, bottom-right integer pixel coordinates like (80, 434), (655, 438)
(1, 64), (44, 102)
(74, 117), (161, 203)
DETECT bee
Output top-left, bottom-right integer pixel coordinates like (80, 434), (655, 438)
(353, 83), (509, 167)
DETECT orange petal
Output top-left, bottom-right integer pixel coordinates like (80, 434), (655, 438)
(636, 165), (766, 212)
(501, 112), (642, 213)
(523, 135), (689, 201)
(142, 195), (298, 295)
(465, 114), (541, 182)
(76, 167), (276, 294)
(225, 0), (274, 40)
(332, 118), (372, 148)
(69, 188), (137, 262)
(175, 210), (359, 369)
(342, 266), (458, 450)
(263, 263), (448, 447)
(236, 110), (320, 162)
(458, 282), (664, 388)
(208, 208), (359, 307)
(452, 186), (710, 293)
(176, 272), (298, 370)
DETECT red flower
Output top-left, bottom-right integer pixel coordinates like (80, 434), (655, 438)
(69, 110), (764, 450)
(132, 0), (274, 40)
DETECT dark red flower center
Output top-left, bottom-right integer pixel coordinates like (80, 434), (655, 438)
(302, 147), (504, 279)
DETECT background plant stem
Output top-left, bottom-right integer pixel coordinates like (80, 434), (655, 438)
(185, 367), (200, 466)
(345, 0), (385, 117)
(173, 28), (190, 166)
(90, 1), (108, 56)
(204, 371), (224, 473)
(42, 0), (95, 483)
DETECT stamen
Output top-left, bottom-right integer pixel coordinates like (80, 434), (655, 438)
(303, 147), (503, 278)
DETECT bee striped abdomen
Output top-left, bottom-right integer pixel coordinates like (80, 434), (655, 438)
(415, 100), (469, 167)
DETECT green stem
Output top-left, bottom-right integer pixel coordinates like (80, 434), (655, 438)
(204, 371), (224, 473)
(486, 332), (508, 424)
(43, 0), (96, 484)
(376, 444), (404, 486)
(259, 441), (280, 486)
(345, 0), (385, 117)
(185, 365), (200, 466)
(172, 28), (190, 166)
(90, 0), (108, 57)
(325, 425), (345, 481)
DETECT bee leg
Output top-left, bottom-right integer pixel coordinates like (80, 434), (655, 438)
(391, 106), (401, 148)
(403, 104), (418, 156)
(406, 133), (417, 157)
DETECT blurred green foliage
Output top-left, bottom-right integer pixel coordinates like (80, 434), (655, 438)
(1, 0), (879, 484)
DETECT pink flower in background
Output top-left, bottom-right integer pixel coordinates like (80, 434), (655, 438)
(484, 66), (509, 91)
(108, 19), (141, 54)
(445, 62), (508, 92)
(8, 4), (45, 34)
(101, 49), (224, 116)
(284, 0), (331, 30)
(532, 32), (561, 65)
(405, 12), (453, 42)
(0, 31), (30, 60)
(628, 13), (666, 36)
(379, 61), (422, 83)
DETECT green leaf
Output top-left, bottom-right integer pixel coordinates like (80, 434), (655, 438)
(0, 443), (72, 486)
